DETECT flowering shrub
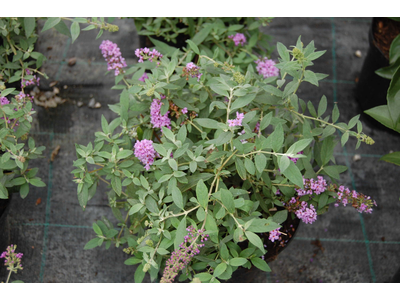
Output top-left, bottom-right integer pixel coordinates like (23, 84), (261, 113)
(74, 36), (376, 283)
(1, 244), (23, 283)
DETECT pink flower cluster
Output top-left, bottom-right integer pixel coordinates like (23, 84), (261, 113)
(99, 40), (127, 76)
(1, 244), (23, 272)
(135, 47), (163, 66)
(181, 107), (188, 114)
(160, 226), (208, 283)
(332, 185), (377, 213)
(21, 69), (40, 88)
(134, 139), (156, 171)
(268, 228), (282, 242)
(228, 111), (245, 127)
(228, 33), (247, 46)
(183, 62), (202, 82)
(138, 73), (149, 82)
(296, 176), (327, 196)
(150, 98), (171, 129)
(255, 57), (280, 78)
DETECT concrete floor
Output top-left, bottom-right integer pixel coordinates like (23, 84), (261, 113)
(1, 17), (399, 283)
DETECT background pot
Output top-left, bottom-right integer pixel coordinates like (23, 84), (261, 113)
(355, 17), (400, 133)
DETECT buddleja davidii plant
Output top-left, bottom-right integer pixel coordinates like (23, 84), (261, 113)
(73, 36), (375, 283)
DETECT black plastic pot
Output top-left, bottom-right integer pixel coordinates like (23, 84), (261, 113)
(355, 18), (392, 131)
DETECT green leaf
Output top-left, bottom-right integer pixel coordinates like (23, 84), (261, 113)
(255, 153), (267, 174)
(365, 105), (397, 131)
(250, 257), (271, 272)
(172, 186), (184, 210)
(380, 151), (400, 166)
(0, 184), (8, 199)
(93, 223), (102, 236)
(129, 203), (143, 215)
(213, 262), (227, 278)
(267, 124), (284, 152)
(54, 20), (71, 37)
(124, 257), (142, 265)
(1, 88), (16, 97)
(41, 17), (61, 32)
(229, 257), (248, 267)
(272, 209), (288, 224)
(244, 158), (255, 175)
(84, 238), (101, 250)
(281, 160), (304, 188)
(194, 272), (213, 282)
(205, 214), (219, 243)
(19, 183), (29, 199)
(278, 155), (290, 173)
(145, 197), (159, 214)
(29, 177), (46, 187)
(318, 95), (327, 117)
(196, 179), (209, 209)
(221, 189), (235, 214)
(120, 89), (130, 122)
(210, 84), (229, 98)
(230, 93), (256, 111)
(148, 36), (178, 56)
(244, 231), (264, 251)
(24, 17), (36, 38)
(174, 216), (187, 250)
(192, 24), (212, 45)
(186, 39), (199, 55)
(286, 138), (313, 155)
(235, 157), (246, 180)
(387, 66), (400, 124)
(277, 42), (290, 61)
(111, 176), (122, 196)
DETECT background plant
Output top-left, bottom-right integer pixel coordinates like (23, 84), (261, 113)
(0, 17), (117, 200)
(74, 36), (376, 283)
(365, 17), (400, 166)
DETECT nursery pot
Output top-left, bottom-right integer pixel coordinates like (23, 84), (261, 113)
(226, 211), (301, 283)
(355, 17), (400, 131)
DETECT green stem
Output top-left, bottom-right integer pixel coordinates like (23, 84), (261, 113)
(6, 268), (12, 283)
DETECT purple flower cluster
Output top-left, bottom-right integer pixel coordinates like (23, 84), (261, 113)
(150, 98), (171, 129)
(21, 69), (40, 88)
(138, 73), (149, 82)
(160, 226), (208, 283)
(228, 111), (245, 127)
(332, 184), (377, 213)
(289, 151), (304, 164)
(182, 62), (202, 82)
(255, 57), (280, 78)
(1, 244), (23, 272)
(295, 201), (318, 224)
(0, 96), (9, 106)
(296, 176), (327, 196)
(133, 139), (156, 171)
(99, 40), (127, 76)
(135, 47), (163, 66)
(228, 33), (247, 46)
(268, 228), (282, 242)
(181, 107), (188, 114)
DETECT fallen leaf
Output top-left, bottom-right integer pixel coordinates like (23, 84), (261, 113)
(51, 145), (61, 161)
